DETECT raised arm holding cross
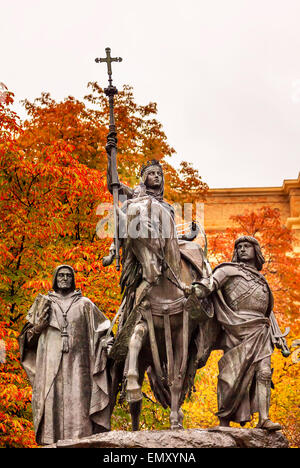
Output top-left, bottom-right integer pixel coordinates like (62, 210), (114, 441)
(95, 47), (123, 270)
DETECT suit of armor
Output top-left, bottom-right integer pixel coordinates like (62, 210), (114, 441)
(193, 237), (284, 431)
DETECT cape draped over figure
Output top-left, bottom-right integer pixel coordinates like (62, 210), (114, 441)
(109, 194), (220, 408)
(109, 195), (180, 362)
(210, 262), (274, 424)
(106, 158), (220, 417)
(19, 265), (112, 445)
(108, 162), (177, 362)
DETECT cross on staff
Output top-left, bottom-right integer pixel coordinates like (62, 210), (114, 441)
(95, 47), (123, 271)
(95, 47), (122, 86)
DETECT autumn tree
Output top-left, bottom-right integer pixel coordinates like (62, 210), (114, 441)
(194, 207), (300, 446)
(21, 82), (207, 200)
(111, 208), (299, 440)
(208, 207), (300, 331)
(0, 83), (208, 446)
(1, 100), (114, 324)
(0, 88), (114, 447)
(1, 83), (299, 446)
(0, 90), (38, 446)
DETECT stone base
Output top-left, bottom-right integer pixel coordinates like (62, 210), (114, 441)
(45, 426), (289, 449)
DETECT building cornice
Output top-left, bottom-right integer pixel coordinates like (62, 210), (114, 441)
(206, 173), (300, 198)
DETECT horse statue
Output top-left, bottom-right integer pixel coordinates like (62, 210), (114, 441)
(108, 195), (221, 430)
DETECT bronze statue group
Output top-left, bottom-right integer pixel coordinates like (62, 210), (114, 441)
(19, 157), (291, 445)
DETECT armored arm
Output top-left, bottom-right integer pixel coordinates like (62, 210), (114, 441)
(189, 278), (215, 298)
(190, 265), (230, 298)
(106, 132), (133, 198)
(104, 132), (132, 269)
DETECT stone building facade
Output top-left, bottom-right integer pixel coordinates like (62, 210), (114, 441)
(203, 173), (300, 252)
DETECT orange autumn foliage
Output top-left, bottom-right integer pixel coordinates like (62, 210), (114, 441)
(1, 85), (298, 447)
(199, 208), (300, 446)
(0, 321), (37, 447)
(0, 84), (206, 447)
(108, 209), (300, 447)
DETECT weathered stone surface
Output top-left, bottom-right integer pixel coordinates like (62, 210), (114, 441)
(45, 427), (289, 449)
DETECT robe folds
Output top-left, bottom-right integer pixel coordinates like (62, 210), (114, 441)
(19, 289), (112, 445)
(211, 263), (274, 424)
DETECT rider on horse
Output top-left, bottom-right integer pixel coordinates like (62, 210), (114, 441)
(105, 136), (212, 429)
(105, 134), (200, 354)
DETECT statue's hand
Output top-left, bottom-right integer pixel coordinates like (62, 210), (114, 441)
(183, 280), (213, 299)
(193, 278), (215, 298)
(183, 283), (207, 299)
(190, 221), (200, 235)
(101, 336), (114, 354)
(102, 243), (116, 267)
(105, 132), (117, 157)
(193, 284), (208, 299)
(183, 283), (197, 297)
(177, 221), (200, 242)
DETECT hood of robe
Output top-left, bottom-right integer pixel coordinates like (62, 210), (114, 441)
(52, 264), (76, 292)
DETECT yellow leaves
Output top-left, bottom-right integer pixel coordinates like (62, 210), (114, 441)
(270, 350), (300, 445)
(0, 411), (37, 448)
(182, 351), (220, 429)
(0, 320), (37, 447)
(208, 209), (300, 445)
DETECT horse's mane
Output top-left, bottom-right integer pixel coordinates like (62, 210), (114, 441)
(119, 196), (180, 292)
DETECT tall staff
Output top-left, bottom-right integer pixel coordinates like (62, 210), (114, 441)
(95, 48), (122, 270)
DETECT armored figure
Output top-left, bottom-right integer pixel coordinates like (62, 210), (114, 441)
(105, 139), (200, 362)
(192, 236), (288, 431)
(19, 265), (113, 445)
(104, 136), (199, 266)
(105, 136), (216, 430)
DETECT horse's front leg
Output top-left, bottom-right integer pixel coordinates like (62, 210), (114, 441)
(169, 322), (186, 430)
(129, 400), (142, 431)
(169, 378), (183, 430)
(126, 320), (148, 404)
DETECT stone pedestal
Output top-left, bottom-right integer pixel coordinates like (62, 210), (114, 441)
(45, 427), (289, 449)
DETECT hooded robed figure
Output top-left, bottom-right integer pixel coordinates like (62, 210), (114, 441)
(19, 265), (113, 445)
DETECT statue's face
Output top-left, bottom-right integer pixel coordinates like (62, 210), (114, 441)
(56, 268), (73, 291)
(145, 167), (163, 189)
(236, 241), (255, 263)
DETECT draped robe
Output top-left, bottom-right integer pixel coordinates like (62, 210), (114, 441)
(211, 263), (274, 424)
(19, 289), (111, 445)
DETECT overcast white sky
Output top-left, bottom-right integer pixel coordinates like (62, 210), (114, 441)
(1, 0), (300, 188)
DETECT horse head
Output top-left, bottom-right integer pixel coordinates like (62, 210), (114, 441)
(120, 197), (181, 286)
